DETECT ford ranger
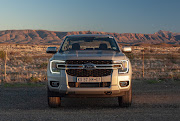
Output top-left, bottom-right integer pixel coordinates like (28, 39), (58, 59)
(46, 34), (132, 108)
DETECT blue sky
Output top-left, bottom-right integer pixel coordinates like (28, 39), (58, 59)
(0, 0), (180, 33)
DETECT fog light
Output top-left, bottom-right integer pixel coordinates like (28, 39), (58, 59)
(50, 81), (59, 87)
(119, 81), (129, 87)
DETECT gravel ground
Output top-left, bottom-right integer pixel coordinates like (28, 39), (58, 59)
(0, 81), (180, 121)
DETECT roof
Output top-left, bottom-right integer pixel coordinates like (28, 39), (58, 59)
(66, 34), (113, 38)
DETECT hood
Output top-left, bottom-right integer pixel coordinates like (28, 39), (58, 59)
(52, 50), (128, 61)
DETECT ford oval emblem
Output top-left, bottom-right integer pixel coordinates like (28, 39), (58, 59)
(83, 63), (96, 70)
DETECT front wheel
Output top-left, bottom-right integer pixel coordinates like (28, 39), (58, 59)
(118, 86), (132, 107)
(47, 88), (61, 108)
(48, 97), (61, 108)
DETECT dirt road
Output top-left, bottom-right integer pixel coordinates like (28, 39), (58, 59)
(0, 81), (180, 121)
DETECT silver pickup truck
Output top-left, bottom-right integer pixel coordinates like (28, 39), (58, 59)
(46, 34), (132, 108)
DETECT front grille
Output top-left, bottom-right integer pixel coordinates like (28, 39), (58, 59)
(68, 82), (111, 88)
(66, 69), (112, 77)
(66, 60), (112, 64)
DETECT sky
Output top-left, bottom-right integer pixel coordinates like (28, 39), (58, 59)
(0, 0), (180, 34)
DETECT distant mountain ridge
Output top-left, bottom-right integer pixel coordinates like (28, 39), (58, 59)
(0, 30), (179, 45)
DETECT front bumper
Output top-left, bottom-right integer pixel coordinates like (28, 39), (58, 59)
(47, 69), (131, 97)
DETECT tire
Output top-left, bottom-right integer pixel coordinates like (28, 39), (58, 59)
(47, 88), (61, 108)
(48, 97), (61, 108)
(118, 86), (132, 107)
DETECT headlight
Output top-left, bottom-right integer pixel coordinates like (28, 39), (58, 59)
(50, 60), (65, 74)
(113, 60), (129, 73)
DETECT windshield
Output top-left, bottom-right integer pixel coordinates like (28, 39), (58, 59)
(59, 36), (120, 52)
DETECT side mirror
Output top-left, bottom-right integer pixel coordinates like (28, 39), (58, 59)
(46, 47), (57, 54)
(122, 46), (132, 53)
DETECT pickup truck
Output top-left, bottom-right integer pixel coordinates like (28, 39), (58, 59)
(46, 34), (132, 108)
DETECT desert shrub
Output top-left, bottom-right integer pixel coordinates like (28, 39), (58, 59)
(174, 74), (180, 81)
(170, 72), (180, 81)
(0, 51), (6, 60)
(21, 55), (33, 63)
(149, 49), (154, 53)
(1, 69), (4, 74)
(167, 54), (178, 64)
(9, 56), (17, 61)
(29, 76), (40, 83)
(143, 47), (149, 52)
(178, 48), (180, 53)
(37, 62), (48, 69)
(40, 62), (48, 69)
(9, 51), (20, 56)
(125, 53), (134, 60)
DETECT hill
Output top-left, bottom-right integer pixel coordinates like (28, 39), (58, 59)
(0, 30), (179, 45)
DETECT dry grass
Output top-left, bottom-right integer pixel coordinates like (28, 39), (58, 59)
(0, 44), (179, 83)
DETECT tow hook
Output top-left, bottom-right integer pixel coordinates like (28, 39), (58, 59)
(104, 91), (112, 95)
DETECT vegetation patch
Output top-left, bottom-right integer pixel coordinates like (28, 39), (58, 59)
(0, 50), (6, 60)
(2, 82), (45, 88)
(29, 76), (40, 83)
(145, 79), (162, 84)
(125, 53), (134, 60)
(37, 62), (48, 69)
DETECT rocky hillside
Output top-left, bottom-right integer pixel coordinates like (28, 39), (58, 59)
(0, 30), (179, 45)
